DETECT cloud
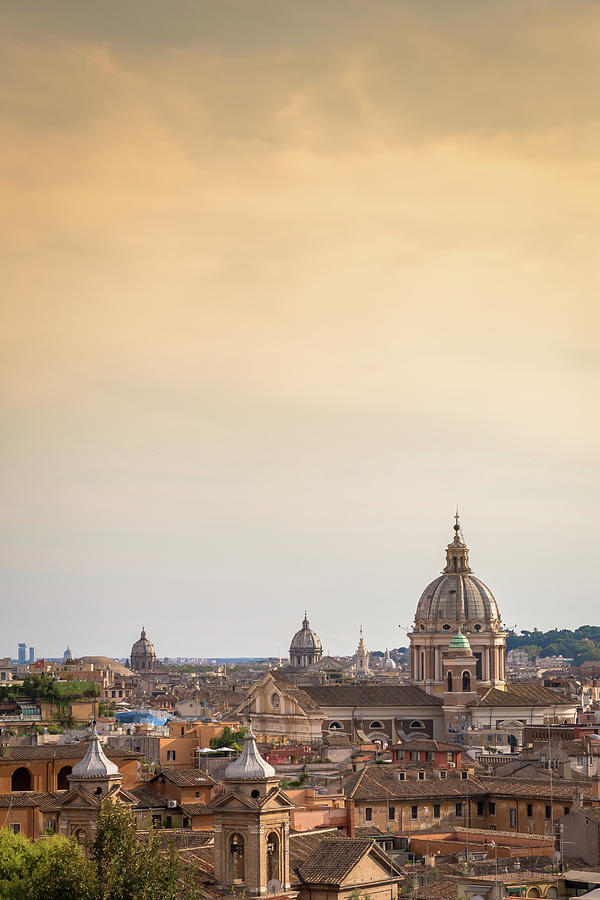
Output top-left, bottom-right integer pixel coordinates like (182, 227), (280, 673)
(0, 1), (598, 655)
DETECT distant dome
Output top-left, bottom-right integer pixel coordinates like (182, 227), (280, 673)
(290, 615), (322, 652)
(130, 627), (156, 672)
(382, 649), (397, 670)
(414, 517), (501, 633)
(289, 613), (323, 671)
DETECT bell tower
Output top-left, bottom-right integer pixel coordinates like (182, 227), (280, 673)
(211, 727), (296, 896)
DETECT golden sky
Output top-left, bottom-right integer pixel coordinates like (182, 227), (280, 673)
(1, 1), (599, 657)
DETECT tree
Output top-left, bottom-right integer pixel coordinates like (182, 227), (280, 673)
(27, 837), (94, 900)
(0, 829), (92, 900)
(92, 799), (202, 900)
(209, 726), (247, 750)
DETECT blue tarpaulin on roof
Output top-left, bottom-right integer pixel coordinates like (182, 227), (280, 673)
(115, 711), (168, 726)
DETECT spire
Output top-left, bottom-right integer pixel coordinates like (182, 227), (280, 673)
(443, 510), (472, 574)
(302, 611), (309, 628)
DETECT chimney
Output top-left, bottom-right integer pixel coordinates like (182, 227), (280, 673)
(573, 787), (583, 813)
(346, 799), (356, 837)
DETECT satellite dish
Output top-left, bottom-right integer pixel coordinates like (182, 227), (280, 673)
(267, 880), (281, 894)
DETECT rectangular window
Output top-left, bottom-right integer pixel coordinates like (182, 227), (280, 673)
(527, 804), (533, 818)
(447, 752), (453, 762)
(427, 751), (435, 762)
(455, 803), (463, 817)
(439, 771), (447, 780)
(398, 772), (406, 781)
(509, 808), (517, 828)
(411, 805), (418, 820)
(418, 771), (425, 780)
(564, 806), (569, 816)
(365, 808), (372, 822)
(461, 771), (468, 780)
(545, 805), (551, 819)
(433, 804), (440, 818)
(410, 751), (419, 761)
(10, 824), (20, 834)
(489, 801), (496, 816)
(477, 801), (484, 816)
(388, 806), (395, 820)
(183, 817), (190, 828)
(167, 750), (176, 762)
(195, 791), (201, 798)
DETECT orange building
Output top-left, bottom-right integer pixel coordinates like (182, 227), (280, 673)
(158, 721), (239, 767)
(0, 742), (139, 792)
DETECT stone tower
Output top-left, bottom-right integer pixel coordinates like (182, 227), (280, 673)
(57, 731), (123, 847)
(211, 727), (294, 896)
(353, 627), (371, 677)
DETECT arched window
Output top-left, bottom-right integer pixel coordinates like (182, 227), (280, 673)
(328, 721), (343, 730)
(369, 721), (383, 730)
(266, 831), (280, 882)
(409, 720), (424, 730)
(11, 767), (31, 791)
(447, 671), (453, 692)
(57, 765), (72, 790)
(462, 671), (471, 692)
(230, 833), (245, 883)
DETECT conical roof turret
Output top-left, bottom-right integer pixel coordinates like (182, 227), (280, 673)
(71, 731), (119, 777)
(223, 726), (276, 781)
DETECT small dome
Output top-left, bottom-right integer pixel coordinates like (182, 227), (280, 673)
(383, 649), (397, 669)
(224, 728), (276, 781)
(290, 614), (322, 652)
(71, 732), (119, 778)
(449, 628), (471, 651)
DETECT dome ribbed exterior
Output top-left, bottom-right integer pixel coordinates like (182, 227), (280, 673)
(223, 729), (276, 781)
(448, 628), (471, 650)
(415, 573), (500, 628)
(290, 615), (322, 651)
(71, 733), (119, 777)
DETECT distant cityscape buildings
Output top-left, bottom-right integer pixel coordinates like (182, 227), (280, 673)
(16, 644), (35, 664)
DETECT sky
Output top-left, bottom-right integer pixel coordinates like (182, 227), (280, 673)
(1, 0), (599, 660)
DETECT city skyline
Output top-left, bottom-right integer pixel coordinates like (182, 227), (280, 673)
(2, 1), (598, 656)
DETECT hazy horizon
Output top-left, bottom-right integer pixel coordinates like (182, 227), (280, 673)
(1, 1), (598, 658)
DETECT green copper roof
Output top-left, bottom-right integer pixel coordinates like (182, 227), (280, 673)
(448, 628), (471, 650)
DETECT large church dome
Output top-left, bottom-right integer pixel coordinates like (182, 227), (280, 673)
(289, 613), (323, 671)
(290, 614), (322, 651)
(130, 627), (157, 671)
(414, 516), (502, 634)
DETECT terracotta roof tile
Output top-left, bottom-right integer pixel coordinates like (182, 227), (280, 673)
(304, 684), (443, 708)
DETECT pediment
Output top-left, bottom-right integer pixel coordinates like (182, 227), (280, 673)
(209, 790), (260, 811)
(259, 788), (295, 810)
(57, 788), (101, 809)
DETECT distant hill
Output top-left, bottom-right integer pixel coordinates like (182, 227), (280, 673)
(506, 626), (600, 666)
